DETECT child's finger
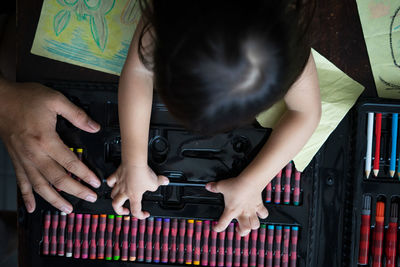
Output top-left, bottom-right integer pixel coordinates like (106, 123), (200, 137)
(130, 199), (149, 220)
(214, 209), (234, 232)
(256, 206), (269, 219)
(112, 194), (130, 215)
(106, 172), (117, 187)
(205, 182), (220, 193)
(249, 215), (260, 230)
(236, 215), (251, 236)
(157, 175), (169, 186)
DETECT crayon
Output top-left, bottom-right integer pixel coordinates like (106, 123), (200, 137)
(137, 219), (146, 262)
(226, 223), (234, 267)
(194, 220), (203, 265)
(50, 211), (59, 255)
(284, 162), (292, 204)
(358, 195), (371, 265)
(81, 214), (90, 259)
(282, 226), (291, 267)
(42, 211), (51, 255)
(201, 220), (211, 266)
(178, 219), (186, 264)
(290, 226), (299, 267)
(153, 218), (162, 263)
(97, 214), (106, 259)
(145, 217), (154, 263)
(293, 170), (301, 206)
(89, 214), (98, 259)
(169, 218), (178, 263)
(129, 217), (138, 261)
(210, 221), (218, 267)
(217, 229), (226, 267)
(121, 216), (130, 261)
(373, 113), (382, 177)
(58, 212), (67, 256)
(258, 225), (266, 267)
(372, 201), (385, 267)
(265, 182), (272, 203)
(186, 219), (195, 265)
(233, 225), (241, 267)
(390, 114), (398, 177)
(105, 214), (115, 260)
(66, 213), (75, 257)
(274, 170), (282, 204)
(73, 214), (83, 259)
(274, 225), (282, 267)
(249, 229), (258, 267)
(266, 225), (274, 267)
(385, 203), (398, 267)
(113, 215), (122, 260)
(76, 148), (83, 182)
(241, 232), (250, 267)
(365, 113), (374, 178)
(161, 218), (170, 263)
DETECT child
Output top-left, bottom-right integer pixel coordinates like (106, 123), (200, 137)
(107, 0), (321, 236)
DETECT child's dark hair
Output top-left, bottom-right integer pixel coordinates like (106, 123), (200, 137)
(139, 0), (315, 134)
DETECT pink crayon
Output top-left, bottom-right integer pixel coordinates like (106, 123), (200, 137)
(186, 220), (195, 264)
(145, 217), (154, 263)
(57, 212), (67, 256)
(105, 215), (114, 260)
(241, 232), (250, 267)
(97, 214), (106, 259)
(274, 226), (282, 267)
(81, 214), (90, 259)
(153, 218), (162, 263)
(225, 223), (234, 267)
(282, 226), (291, 267)
(265, 182), (272, 203)
(42, 211), (51, 255)
(266, 225), (274, 267)
(274, 170), (282, 204)
(217, 229), (226, 266)
(290, 227), (299, 267)
(284, 162), (292, 204)
(209, 222), (218, 267)
(137, 219), (146, 262)
(121, 216), (130, 261)
(50, 211), (59, 255)
(113, 215), (122, 260)
(66, 213), (75, 258)
(194, 220), (203, 265)
(73, 214), (83, 259)
(89, 214), (98, 259)
(250, 229), (258, 267)
(169, 219), (178, 263)
(293, 170), (301, 205)
(129, 217), (138, 261)
(258, 225), (266, 267)
(233, 226), (242, 267)
(177, 219), (186, 264)
(201, 220), (211, 266)
(161, 218), (170, 263)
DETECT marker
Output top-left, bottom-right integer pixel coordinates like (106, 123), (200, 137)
(186, 219), (195, 265)
(372, 201), (385, 267)
(178, 219), (186, 264)
(241, 232), (250, 267)
(233, 224), (241, 267)
(57, 212), (67, 256)
(293, 170), (301, 206)
(105, 214), (114, 260)
(145, 217), (154, 263)
(249, 229), (258, 267)
(97, 214), (107, 259)
(266, 225), (274, 267)
(373, 113), (382, 177)
(42, 211), (51, 255)
(113, 215), (122, 260)
(225, 223), (234, 267)
(390, 114), (398, 177)
(50, 211), (59, 255)
(210, 222), (218, 267)
(385, 203), (398, 267)
(76, 148), (83, 182)
(137, 219), (146, 262)
(201, 220), (211, 266)
(365, 113), (374, 178)
(169, 219), (178, 263)
(73, 214), (83, 259)
(129, 217), (138, 261)
(161, 218), (170, 263)
(265, 182), (272, 203)
(358, 195), (371, 265)
(66, 213), (75, 257)
(284, 162), (292, 204)
(194, 220), (203, 265)
(153, 218), (162, 263)
(81, 214), (90, 259)
(290, 226), (298, 267)
(258, 225), (266, 267)
(217, 229), (226, 267)
(89, 214), (98, 259)
(274, 170), (282, 204)
(282, 226), (291, 267)
(274, 225), (282, 267)
(121, 216), (130, 261)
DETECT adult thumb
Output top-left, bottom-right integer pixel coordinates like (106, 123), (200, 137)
(205, 182), (220, 193)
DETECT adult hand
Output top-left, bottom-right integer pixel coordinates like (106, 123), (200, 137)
(0, 80), (101, 213)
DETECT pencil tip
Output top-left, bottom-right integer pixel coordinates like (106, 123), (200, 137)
(390, 171), (395, 177)
(373, 169), (379, 177)
(365, 170), (370, 178)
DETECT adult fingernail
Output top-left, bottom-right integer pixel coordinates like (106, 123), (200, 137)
(88, 120), (100, 131)
(26, 202), (32, 212)
(61, 206), (72, 214)
(163, 180), (169, 185)
(90, 180), (101, 188)
(85, 195), (97, 203)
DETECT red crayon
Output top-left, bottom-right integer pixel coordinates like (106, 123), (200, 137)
(66, 213), (75, 258)
(145, 217), (154, 263)
(274, 226), (282, 267)
(74, 214), (83, 259)
(169, 218), (178, 263)
(76, 148), (83, 182)
(121, 216), (130, 261)
(282, 227), (291, 267)
(266, 225), (274, 267)
(249, 229), (258, 267)
(105, 215), (115, 260)
(241, 232), (250, 267)
(137, 219), (146, 262)
(233, 225), (241, 267)
(358, 195), (371, 265)
(274, 170), (282, 204)
(42, 211), (51, 255)
(290, 226), (299, 267)
(258, 225), (266, 267)
(129, 217), (138, 261)
(194, 220), (203, 265)
(161, 218), (170, 263)
(58, 212), (67, 256)
(113, 215), (122, 260)
(50, 211), (59, 255)
(209, 222), (218, 267)
(89, 214), (98, 259)
(372, 202), (385, 267)
(265, 182), (272, 203)
(225, 223), (234, 267)
(293, 170), (301, 206)
(385, 203), (398, 267)
(373, 113), (382, 177)
(201, 220), (211, 266)
(217, 229), (226, 267)
(97, 214), (107, 259)
(284, 162), (292, 204)
(177, 219), (186, 264)
(81, 214), (91, 259)
(153, 218), (162, 263)
(186, 219), (195, 265)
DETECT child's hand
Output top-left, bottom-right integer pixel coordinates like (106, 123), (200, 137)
(106, 164), (169, 219)
(205, 177), (269, 236)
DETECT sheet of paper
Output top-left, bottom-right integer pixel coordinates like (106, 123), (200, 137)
(31, 0), (140, 75)
(356, 0), (400, 99)
(256, 49), (365, 171)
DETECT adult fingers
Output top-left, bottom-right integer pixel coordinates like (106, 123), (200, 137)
(256, 205), (269, 219)
(214, 209), (235, 232)
(130, 198), (149, 220)
(249, 215), (260, 230)
(106, 171), (118, 188)
(157, 175), (169, 186)
(205, 182), (221, 194)
(236, 215), (251, 236)
(111, 194), (130, 215)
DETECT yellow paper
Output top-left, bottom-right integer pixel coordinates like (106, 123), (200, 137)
(356, 0), (400, 99)
(256, 50), (365, 171)
(31, 0), (140, 75)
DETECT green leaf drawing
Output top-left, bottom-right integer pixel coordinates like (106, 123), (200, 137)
(90, 14), (108, 51)
(53, 9), (71, 36)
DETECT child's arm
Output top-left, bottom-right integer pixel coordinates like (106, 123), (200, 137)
(107, 19), (168, 219)
(206, 53), (321, 235)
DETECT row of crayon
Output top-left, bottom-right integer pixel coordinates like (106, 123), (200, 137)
(365, 113), (400, 178)
(265, 162), (301, 206)
(42, 212), (299, 267)
(358, 196), (400, 266)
